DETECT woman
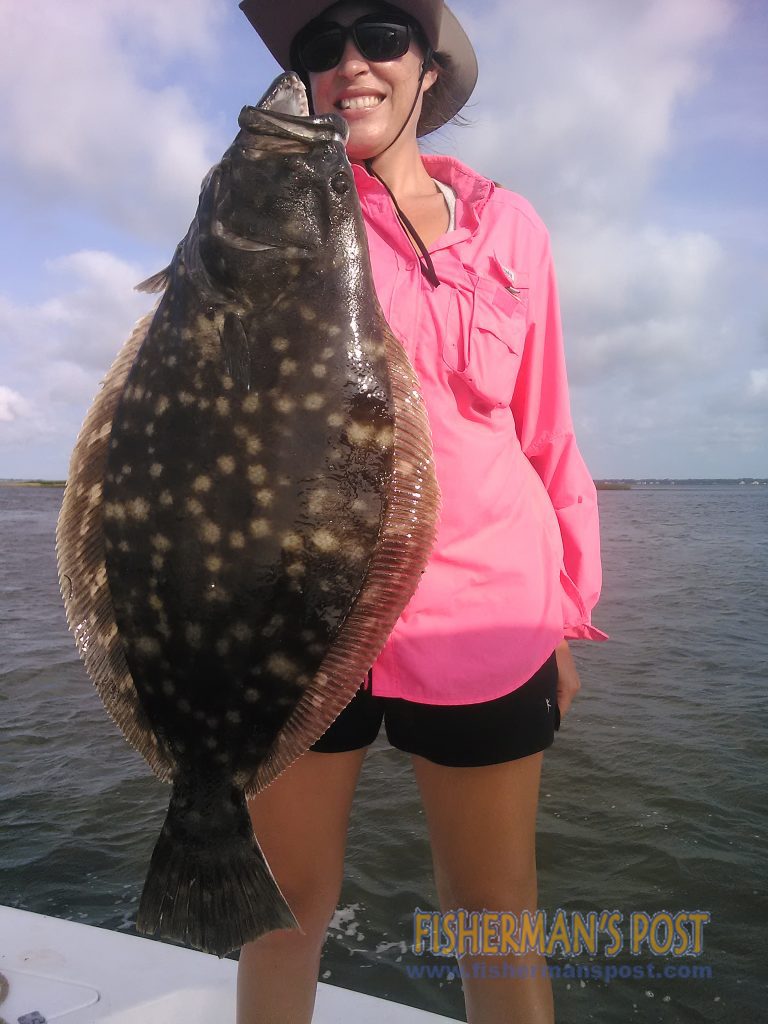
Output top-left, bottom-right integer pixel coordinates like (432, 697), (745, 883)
(236, 2), (606, 1022)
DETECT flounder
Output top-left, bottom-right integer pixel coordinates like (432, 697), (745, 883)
(56, 73), (439, 957)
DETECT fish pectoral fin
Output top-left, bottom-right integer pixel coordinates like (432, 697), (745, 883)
(135, 265), (173, 294)
(221, 311), (252, 391)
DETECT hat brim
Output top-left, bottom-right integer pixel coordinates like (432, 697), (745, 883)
(238, 0), (477, 136)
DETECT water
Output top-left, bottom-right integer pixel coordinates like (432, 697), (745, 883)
(1, 483), (766, 1022)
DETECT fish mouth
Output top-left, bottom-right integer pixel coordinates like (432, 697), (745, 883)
(238, 72), (349, 147)
(210, 218), (309, 256)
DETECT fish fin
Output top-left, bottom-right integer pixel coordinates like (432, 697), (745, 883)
(135, 265), (173, 294)
(137, 780), (299, 956)
(221, 311), (252, 391)
(56, 309), (175, 783)
(245, 323), (441, 794)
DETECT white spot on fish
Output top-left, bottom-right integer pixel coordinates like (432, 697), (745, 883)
(149, 462), (163, 478)
(136, 635), (161, 657)
(321, 346), (334, 360)
(248, 465), (267, 485)
(249, 518), (270, 538)
(312, 528), (338, 553)
(161, 679), (175, 696)
(326, 412), (344, 428)
(200, 520), (221, 543)
(151, 534), (171, 551)
(311, 363), (327, 378)
(155, 397), (170, 415)
(179, 391), (195, 405)
(279, 358), (298, 376)
(267, 652), (298, 679)
(303, 393), (325, 410)
(242, 394), (260, 413)
(193, 475), (211, 493)
(186, 497), (204, 516)
(159, 490), (173, 507)
(151, 553), (164, 571)
(244, 688), (260, 702)
(271, 337), (289, 352)
(231, 622), (252, 642)
(206, 555), (223, 572)
(226, 710), (242, 725)
(347, 422), (374, 445)
(218, 454), (236, 474)
(229, 530), (245, 549)
(286, 561), (305, 577)
(216, 397), (230, 416)
(128, 497), (150, 520)
(256, 489), (274, 507)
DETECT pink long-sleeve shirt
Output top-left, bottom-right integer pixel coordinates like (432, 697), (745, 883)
(354, 156), (607, 705)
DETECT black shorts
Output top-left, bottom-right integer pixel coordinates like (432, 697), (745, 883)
(309, 652), (560, 767)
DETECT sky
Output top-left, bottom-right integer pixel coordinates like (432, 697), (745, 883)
(0, 0), (766, 480)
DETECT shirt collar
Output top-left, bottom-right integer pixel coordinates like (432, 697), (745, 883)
(351, 155), (494, 239)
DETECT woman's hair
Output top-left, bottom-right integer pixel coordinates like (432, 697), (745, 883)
(423, 51), (472, 134)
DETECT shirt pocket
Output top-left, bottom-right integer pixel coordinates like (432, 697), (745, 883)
(441, 265), (529, 409)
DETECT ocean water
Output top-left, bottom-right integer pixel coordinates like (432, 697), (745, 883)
(1, 482), (766, 1023)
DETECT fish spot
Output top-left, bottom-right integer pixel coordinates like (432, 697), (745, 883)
(311, 528), (338, 553)
(273, 395), (296, 414)
(244, 688), (260, 702)
(248, 464), (267, 485)
(205, 736), (218, 750)
(215, 397), (230, 416)
(344, 540), (367, 561)
(256, 489), (274, 507)
(186, 497), (204, 516)
(217, 454), (236, 474)
(161, 679), (175, 696)
(216, 637), (230, 655)
(308, 489), (329, 514)
(229, 530), (246, 549)
(136, 635), (161, 657)
(267, 652), (298, 680)
(151, 533), (171, 551)
(155, 397), (170, 415)
(376, 426), (394, 448)
(118, 540), (130, 553)
(326, 413), (344, 428)
(222, 377), (234, 390)
(205, 584), (228, 602)
(166, 355), (178, 367)
(145, 422), (155, 437)
(279, 358), (298, 376)
(271, 337), (289, 352)
(226, 710), (242, 725)
(286, 560), (305, 577)
(148, 594), (164, 611)
(151, 553), (165, 571)
(311, 363), (327, 378)
(206, 555), (223, 572)
(128, 497), (150, 520)
(320, 346), (335, 360)
(200, 520), (222, 543)
(185, 623), (203, 648)
(242, 394), (260, 412)
(246, 435), (262, 454)
(193, 475), (212, 493)
(300, 306), (317, 322)
(327, 326), (341, 337)
(281, 531), (303, 552)
(347, 422), (374, 445)
(231, 622), (252, 642)
(159, 490), (173, 507)
(179, 391), (195, 405)
(303, 393), (325, 410)
(249, 518), (270, 538)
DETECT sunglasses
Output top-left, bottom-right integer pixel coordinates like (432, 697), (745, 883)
(293, 14), (422, 74)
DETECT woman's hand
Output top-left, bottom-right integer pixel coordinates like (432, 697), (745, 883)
(555, 639), (581, 718)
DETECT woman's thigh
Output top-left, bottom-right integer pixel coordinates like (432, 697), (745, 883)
(246, 748), (368, 935)
(411, 751), (544, 911)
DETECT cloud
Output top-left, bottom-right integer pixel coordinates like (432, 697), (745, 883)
(0, 386), (31, 424)
(748, 369), (768, 401)
(453, 0), (733, 218)
(0, 250), (156, 460)
(0, 0), (223, 242)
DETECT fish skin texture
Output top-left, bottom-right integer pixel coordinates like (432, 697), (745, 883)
(56, 72), (440, 956)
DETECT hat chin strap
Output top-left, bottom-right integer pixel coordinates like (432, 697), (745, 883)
(364, 50), (441, 289)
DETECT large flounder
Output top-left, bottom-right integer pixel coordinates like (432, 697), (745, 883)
(56, 73), (439, 958)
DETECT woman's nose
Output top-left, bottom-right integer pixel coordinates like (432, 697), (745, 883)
(336, 36), (369, 76)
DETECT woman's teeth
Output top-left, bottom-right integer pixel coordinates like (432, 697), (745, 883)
(338, 96), (383, 110)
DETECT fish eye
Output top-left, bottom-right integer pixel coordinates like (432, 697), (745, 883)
(330, 172), (350, 195)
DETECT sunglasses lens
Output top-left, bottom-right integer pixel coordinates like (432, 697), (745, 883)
(299, 28), (345, 72)
(355, 23), (411, 62)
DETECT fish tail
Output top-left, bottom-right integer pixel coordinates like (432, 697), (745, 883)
(136, 778), (300, 957)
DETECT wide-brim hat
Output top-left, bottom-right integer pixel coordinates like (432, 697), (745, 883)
(239, 0), (477, 136)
